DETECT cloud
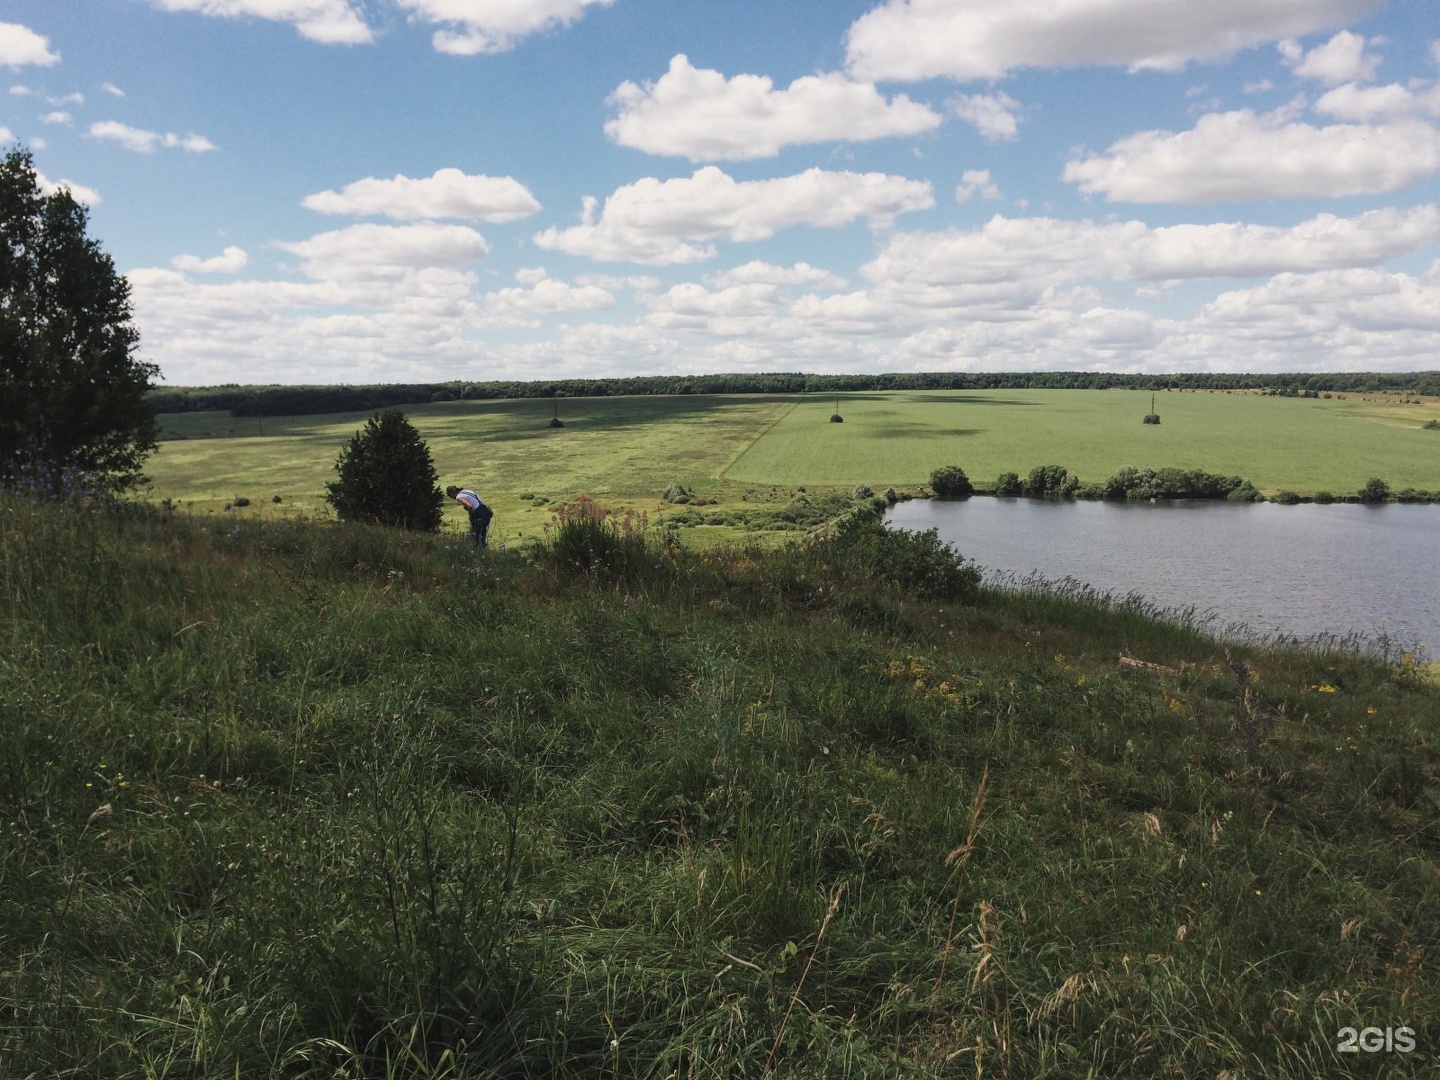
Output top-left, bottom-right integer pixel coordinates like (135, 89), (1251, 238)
(173, 246), (250, 274)
(394, 0), (614, 55)
(90, 120), (218, 153)
(0, 22), (60, 68)
(705, 261), (847, 290)
(1280, 30), (1379, 85)
(36, 171), (101, 205)
(482, 272), (615, 317)
(861, 209), (1440, 306)
(274, 222), (490, 281)
(41, 111), (72, 125)
(534, 166), (934, 264)
(1316, 80), (1440, 121)
(604, 54), (941, 162)
(1063, 108), (1440, 202)
(101, 82), (125, 97)
(147, 0), (372, 44)
(950, 93), (1021, 142)
(955, 169), (1001, 203)
(302, 168), (541, 222)
(845, 0), (1380, 81)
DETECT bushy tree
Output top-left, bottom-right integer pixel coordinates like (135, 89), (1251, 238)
(325, 410), (443, 531)
(929, 465), (973, 497)
(1, 147), (157, 493)
(1357, 477), (1390, 504)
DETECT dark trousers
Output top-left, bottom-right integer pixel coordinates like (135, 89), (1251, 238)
(469, 506), (492, 547)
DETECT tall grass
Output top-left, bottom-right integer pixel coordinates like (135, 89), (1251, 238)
(2, 490), (1436, 1077)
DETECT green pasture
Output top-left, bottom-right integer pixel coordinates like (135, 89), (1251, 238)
(150, 395), (795, 541)
(147, 389), (1440, 538)
(727, 388), (1440, 492)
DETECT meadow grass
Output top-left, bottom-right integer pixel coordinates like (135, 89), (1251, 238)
(146, 390), (1440, 542)
(2, 490), (1436, 1078)
(725, 389), (1440, 492)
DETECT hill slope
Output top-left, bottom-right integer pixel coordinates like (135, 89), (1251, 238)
(2, 495), (1436, 1077)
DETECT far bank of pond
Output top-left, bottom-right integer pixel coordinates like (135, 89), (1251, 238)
(886, 497), (1440, 657)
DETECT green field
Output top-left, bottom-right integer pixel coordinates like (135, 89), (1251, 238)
(148, 389), (1440, 538)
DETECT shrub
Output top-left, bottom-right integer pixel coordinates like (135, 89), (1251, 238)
(929, 466), (974, 498)
(882, 487), (898, 505)
(661, 483), (691, 504)
(231, 496), (251, 508)
(816, 514), (981, 602)
(1226, 481), (1260, 502)
(324, 410), (444, 532)
(830, 413), (844, 423)
(994, 471), (1023, 496)
(548, 416), (565, 428)
(1423, 419), (1439, 430)
(1024, 464), (1078, 498)
(542, 496), (654, 580)
(1314, 491), (1335, 504)
(1357, 477), (1390, 504)
(853, 484), (874, 499)
(1272, 490), (1301, 505)
(1142, 413), (1161, 424)
(271, 495), (282, 504)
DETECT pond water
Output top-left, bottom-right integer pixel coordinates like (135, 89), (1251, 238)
(885, 498), (1440, 657)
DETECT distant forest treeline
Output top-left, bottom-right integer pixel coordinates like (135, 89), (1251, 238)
(148, 370), (1440, 417)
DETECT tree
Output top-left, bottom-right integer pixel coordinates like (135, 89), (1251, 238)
(325, 410), (444, 531)
(929, 465), (973, 498)
(1, 147), (157, 494)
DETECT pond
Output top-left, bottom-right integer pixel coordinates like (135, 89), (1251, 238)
(885, 497), (1440, 657)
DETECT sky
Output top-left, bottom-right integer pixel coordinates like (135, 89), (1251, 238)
(2, 0), (1439, 386)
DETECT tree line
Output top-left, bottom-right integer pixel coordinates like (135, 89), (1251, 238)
(148, 369), (1440, 418)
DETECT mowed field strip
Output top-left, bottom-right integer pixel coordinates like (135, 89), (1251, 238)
(725, 388), (1440, 491)
(149, 389), (1440, 537)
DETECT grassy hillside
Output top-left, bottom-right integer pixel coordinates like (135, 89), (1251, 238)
(145, 390), (1440, 535)
(2, 492), (1437, 1078)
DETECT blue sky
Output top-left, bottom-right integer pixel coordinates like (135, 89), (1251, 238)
(3, 0), (1439, 385)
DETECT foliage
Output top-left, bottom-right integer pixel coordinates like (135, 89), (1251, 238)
(928, 465), (973, 498)
(993, 470), (1023, 495)
(1272, 489), (1301, 505)
(1358, 476), (1391, 504)
(541, 494), (656, 580)
(1, 147), (157, 495)
(661, 482), (692, 504)
(1100, 466), (1252, 501)
(1024, 463), (1080, 497)
(325, 410), (443, 531)
(148, 370), (1440, 417)
(1142, 412), (1161, 424)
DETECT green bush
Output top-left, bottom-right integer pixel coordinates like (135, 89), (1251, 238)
(853, 484), (874, 499)
(324, 410), (443, 531)
(541, 496), (655, 580)
(1357, 477), (1390, 504)
(1314, 491), (1335, 504)
(994, 471), (1023, 496)
(1024, 464), (1079, 497)
(817, 514), (981, 602)
(929, 465), (973, 498)
(1272, 490), (1301, 505)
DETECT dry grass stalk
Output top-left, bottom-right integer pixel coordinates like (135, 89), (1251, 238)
(933, 766), (990, 999)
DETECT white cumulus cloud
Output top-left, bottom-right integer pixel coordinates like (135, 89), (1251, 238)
(36, 171), (101, 205)
(302, 168), (541, 222)
(395, 0), (613, 55)
(274, 222), (490, 281)
(604, 54), (941, 161)
(535, 166), (934, 264)
(1063, 108), (1440, 202)
(845, 0), (1380, 81)
(955, 169), (1001, 203)
(101, 82), (125, 97)
(1280, 31), (1380, 85)
(950, 93), (1021, 141)
(0, 22), (59, 68)
(147, 0), (372, 45)
(41, 110), (72, 125)
(705, 261), (847, 290)
(173, 246), (250, 274)
(1316, 80), (1440, 121)
(90, 121), (218, 153)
